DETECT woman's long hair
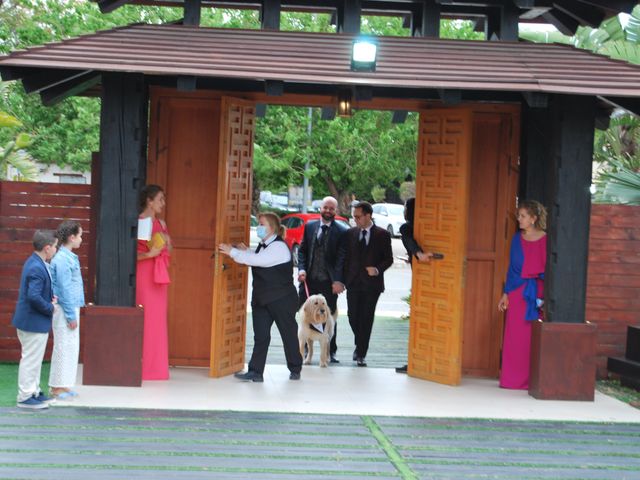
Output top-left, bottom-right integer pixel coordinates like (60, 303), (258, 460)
(259, 212), (286, 239)
(519, 199), (547, 231)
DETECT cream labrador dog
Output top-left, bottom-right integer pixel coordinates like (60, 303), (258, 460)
(298, 294), (336, 367)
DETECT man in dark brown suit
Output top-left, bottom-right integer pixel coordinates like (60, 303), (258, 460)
(343, 201), (394, 366)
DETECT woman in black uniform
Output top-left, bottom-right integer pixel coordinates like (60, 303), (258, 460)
(219, 212), (302, 382)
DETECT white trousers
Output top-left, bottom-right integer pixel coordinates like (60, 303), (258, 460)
(48, 306), (80, 389)
(16, 329), (49, 403)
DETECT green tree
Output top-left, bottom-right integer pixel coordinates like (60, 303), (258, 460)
(0, 83), (37, 180)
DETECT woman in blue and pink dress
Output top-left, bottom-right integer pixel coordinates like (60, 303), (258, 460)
(497, 200), (547, 390)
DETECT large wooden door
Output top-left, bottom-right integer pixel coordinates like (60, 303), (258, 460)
(462, 109), (519, 377)
(409, 108), (473, 385)
(210, 97), (255, 377)
(148, 92), (221, 367)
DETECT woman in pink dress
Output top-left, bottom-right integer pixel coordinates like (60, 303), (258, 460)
(137, 185), (171, 380)
(497, 200), (547, 390)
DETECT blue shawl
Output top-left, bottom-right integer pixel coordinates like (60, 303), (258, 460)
(504, 232), (544, 321)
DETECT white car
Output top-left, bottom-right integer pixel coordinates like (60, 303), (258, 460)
(372, 203), (405, 237)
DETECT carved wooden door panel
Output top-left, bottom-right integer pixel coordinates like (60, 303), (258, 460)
(409, 108), (472, 385)
(210, 97), (255, 377)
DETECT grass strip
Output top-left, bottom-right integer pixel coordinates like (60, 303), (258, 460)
(0, 447), (387, 463)
(0, 433), (376, 450)
(0, 462), (398, 476)
(0, 422), (371, 438)
(362, 416), (419, 480)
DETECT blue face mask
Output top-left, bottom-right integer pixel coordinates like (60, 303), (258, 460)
(256, 225), (268, 239)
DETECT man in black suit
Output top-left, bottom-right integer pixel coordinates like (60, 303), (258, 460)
(343, 201), (394, 367)
(298, 196), (348, 363)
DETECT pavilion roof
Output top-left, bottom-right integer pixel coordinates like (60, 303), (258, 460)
(2, 23), (640, 103)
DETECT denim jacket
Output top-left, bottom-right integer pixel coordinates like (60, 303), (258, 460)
(51, 246), (85, 322)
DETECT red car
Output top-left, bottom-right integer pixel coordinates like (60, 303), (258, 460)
(280, 212), (350, 266)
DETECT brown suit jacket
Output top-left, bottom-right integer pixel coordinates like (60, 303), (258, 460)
(342, 225), (394, 293)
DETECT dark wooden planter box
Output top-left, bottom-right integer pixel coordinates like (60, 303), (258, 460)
(529, 320), (597, 401)
(82, 305), (143, 387)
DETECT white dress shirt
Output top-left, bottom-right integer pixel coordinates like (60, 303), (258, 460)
(230, 234), (292, 268)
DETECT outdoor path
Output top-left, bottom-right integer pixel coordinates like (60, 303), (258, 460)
(1, 407), (639, 479)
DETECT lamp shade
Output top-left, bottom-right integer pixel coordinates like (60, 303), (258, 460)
(351, 38), (377, 72)
(337, 91), (352, 117)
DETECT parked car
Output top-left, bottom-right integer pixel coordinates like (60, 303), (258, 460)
(372, 203), (405, 237)
(280, 212), (350, 266)
(249, 214), (259, 249)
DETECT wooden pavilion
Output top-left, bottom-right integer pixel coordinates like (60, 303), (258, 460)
(1, 0), (639, 399)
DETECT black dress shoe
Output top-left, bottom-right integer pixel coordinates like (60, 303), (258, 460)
(330, 356), (340, 364)
(289, 372), (301, 380)
(356, 358), (367, 367)
(234, 371), (264, 382)
(395, 365), (408, 374)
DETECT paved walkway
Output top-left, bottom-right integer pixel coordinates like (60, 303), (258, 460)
(2, 407), (639, 479)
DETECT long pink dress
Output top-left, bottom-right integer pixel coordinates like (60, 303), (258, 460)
(136, 218), (170, 380)
(499, 234), (546, 390)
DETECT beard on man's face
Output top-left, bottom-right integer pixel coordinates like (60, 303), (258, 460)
(321, 210), (335, 222)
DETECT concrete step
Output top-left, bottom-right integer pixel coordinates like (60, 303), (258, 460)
(626, 325), (640, 362)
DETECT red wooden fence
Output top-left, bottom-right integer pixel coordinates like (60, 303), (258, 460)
(587, 204), (640, 378)
(1, 181), (638, 379)
(0, 181), (94, 361)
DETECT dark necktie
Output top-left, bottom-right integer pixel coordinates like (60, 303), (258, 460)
(319, 225), (329, 241)
(256, 242), (267, 253)
(360, 229), (367, 249)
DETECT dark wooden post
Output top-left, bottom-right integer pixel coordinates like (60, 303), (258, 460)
(529, 94), (598, 401)
(337, 0), (361, 34)
(184, 0), (201, 26)
(500, 3), (520, 41)
(96, 73), (148, 307)
(261, 0), (281, 30)
(545, 94), (595, 324)
(412, 0), (440, 38)
(520, 104), (551, 205)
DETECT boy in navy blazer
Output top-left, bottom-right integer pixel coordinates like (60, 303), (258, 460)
(12, 230), (58, 409)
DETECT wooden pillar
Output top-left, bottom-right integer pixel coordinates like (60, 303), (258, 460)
(412, 0), (440, 38)
(261, 0), (281, 30)
(337, 0), (361, 34)
(545, 94), (595, 324)
(528, 94), (597, 401)
(520, 103), (551, 205)
(184, 0), (201, 26)
(500, 3), (519, 41)
(96, 73), (148, 306)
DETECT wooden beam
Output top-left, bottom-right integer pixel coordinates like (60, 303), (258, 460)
(598, 95), (640, 117)
(261, 0), (281, 29)
(96, 73), (148, 307)
(337, 0), (362, 34)
(522, 91), (548, 108)
(438, 89), (461, 104)
(40, 72), (101, 106)
(177, 75), (197, 91)
(553, 0), (605, 28)
(421, 0), (441, 38)
(265, 79), (284, 96)
(500, 2), (520, 41)
(520, 102), (552, 205)
(22, 69), (90, 94)
(545, 94), (596, 324)
(485, 7), (501, 40)
(578, 0), (636, 13)
(184, 0), (201, 26)
(98, 0), (132, 13)
(542, 8), (580, 35)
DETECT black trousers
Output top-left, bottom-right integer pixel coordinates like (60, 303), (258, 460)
(298, 278), (338, 356)
(248, 291), (302, 375)
(346, 289), (381, 359)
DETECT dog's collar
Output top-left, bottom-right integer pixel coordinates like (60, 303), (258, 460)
(310, 322), (326, 334)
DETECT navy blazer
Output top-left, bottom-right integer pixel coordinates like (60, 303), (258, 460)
(12, 253), (54, 334)
(298, 219), (348, 284)
(343, 225), (394, 293)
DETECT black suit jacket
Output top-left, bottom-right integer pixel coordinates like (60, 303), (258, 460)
(298, 219), (348, 284)
(343, 225), (394, 293)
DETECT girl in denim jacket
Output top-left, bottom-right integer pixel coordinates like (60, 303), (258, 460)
(49, 220), (85, 399)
